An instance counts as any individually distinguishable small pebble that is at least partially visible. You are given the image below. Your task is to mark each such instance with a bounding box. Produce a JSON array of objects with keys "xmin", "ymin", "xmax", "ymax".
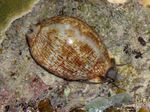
[
  {"xmin": 70, "ymin": 108, "xmax": 85, "ymax": 112},
  {"xmin": 38, "ymin": 98, "xmax": 54, "ymax": 112},
  {"xmin": 138, "ymin": 107, "xmax": 150, "ymax": 112}
]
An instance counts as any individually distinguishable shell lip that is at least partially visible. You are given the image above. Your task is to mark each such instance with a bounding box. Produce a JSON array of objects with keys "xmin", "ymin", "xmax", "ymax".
[{"xmin": 26, "ymin": 31, "xmax": 32, "ymax": 48}]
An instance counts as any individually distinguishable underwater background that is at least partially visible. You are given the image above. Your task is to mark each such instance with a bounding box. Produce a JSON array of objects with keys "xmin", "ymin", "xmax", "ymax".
[{"xmin": 0, "ymin": 0, "xmax": 150, "ymax": 111}]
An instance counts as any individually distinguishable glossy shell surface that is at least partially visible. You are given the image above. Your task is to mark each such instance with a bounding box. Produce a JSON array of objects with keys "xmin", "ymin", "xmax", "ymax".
[{"xmin": 27, "ymin": 16, "xmax": 112, "ymax": 82}]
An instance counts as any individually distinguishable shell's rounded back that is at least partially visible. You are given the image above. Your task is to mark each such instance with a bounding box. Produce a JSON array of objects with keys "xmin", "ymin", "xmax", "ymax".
[{"xmin": 27, "ymin": 16, "xmax": 112, "ymax": 82}]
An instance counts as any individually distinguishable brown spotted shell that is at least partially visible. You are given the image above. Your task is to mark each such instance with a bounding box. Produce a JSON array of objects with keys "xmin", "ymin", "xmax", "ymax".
[{"xmin": 27, "ymin": 16, "xmax": 113, "ymax": 82}]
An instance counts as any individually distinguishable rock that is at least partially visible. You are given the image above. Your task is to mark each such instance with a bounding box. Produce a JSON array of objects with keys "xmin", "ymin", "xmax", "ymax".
[{"xmin": 85, "ymin": 93, "xmax": 132, "ymax": 112}]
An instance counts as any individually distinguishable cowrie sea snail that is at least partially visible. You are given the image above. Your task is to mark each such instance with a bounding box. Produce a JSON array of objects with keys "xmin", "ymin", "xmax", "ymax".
[{"xmin": 26, "ymin": 16, "xmax": 117, "ymax": 83}]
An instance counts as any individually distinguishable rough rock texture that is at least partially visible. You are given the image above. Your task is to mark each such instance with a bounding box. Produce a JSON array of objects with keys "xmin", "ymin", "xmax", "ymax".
[{"xmin": 0, "ymin": 0, "xmax": 150, "ymax": 111}]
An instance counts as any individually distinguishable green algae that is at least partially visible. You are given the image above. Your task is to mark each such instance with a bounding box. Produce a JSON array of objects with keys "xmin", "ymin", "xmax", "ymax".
[{"xmin": 0, "ymin": 0, "xmax": 37, "ymax": 32}]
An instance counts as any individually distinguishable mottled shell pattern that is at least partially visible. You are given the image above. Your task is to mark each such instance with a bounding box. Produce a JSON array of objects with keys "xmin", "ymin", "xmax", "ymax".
[{"xmin": 27, "ymin": 16, "xmax": 113, "ymax": 82}]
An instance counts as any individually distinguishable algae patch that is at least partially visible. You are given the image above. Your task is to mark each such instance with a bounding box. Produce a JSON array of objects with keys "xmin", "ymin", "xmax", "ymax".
[{"xmin": 0, "ymin": 0, "xmax": 38, "ymax": 36}]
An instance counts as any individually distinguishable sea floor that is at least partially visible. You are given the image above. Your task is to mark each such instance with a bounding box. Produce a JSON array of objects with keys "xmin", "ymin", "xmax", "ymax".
[{"xmin": 0, "ymin": 0, "xmax": 150, "ymax": 112}]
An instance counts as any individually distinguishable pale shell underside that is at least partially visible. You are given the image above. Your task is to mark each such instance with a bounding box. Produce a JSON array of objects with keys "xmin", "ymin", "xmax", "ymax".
[{"xmin": 27, "ymin": 16, "xmax": 112, "ymax": 82}]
